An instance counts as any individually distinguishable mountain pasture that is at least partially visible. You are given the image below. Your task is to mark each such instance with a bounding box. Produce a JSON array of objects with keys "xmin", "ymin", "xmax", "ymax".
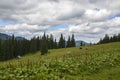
[{"xmin": 0, "ymin": 42, "xmax": 120, "ymax": 80}]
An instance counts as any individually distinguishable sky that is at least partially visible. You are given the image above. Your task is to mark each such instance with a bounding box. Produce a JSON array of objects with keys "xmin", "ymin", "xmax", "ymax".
[{"xmin": 0, "ymin": 0, "xmax": 120, "ymax": 43}]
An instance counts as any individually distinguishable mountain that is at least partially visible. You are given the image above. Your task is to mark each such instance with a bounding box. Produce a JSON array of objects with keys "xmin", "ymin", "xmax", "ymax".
[
  {"xmin": 0, "ymin": 33, "xmax": 25, "ymax": 40},
  {"xmin": 75, "ymin": 40, "xmax": 89, "ymax": 46},
  {"xmin": 0, "ymin": 33, "xmax": 11, "ymax": 40}
]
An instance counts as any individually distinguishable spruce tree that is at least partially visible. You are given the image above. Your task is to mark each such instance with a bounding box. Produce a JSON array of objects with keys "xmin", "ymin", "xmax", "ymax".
[
  {"xmin": 36, "ymin": 36, "xmax": 40, "ymax": 51},
  {"xmin": 118, "ymin": 33, "xmax": 120, "ymax": 41},
  {"xmin": 102, "ymin": 34, "xmax": 109, "ymax": 43},
  {"xmin": 49, "ymin": 34, "xmax": 54, "ymax": 49},
  {"xmin": 10, "ymin": 35, "xmax": 15, "ymax": 58},
  {"xmin": 71, "ymin": 34, "xmax": 75, "ymax": 47},
  {"xmin": 109, "ymin": 37, "xmax": 113, "ymax": 42},
  {"xmin": 63, "ymin": 37, "xmax": 66, "ymax": 48},
  {"xmin": 113, "ymin": 34, "xmax": 118, "ymax": 42},
  {"xmin": 58, "ymin": 34, "xmax": 65, "ymax": 48},
  {"xmin": 41, "ymin": 33, "xmax": 48, "ymax": 55},
  {"xmin": 0, "ymin": 39, "xmax": 2, "ymax": 61},
  {"xmin": 66, "ymin": 36, "xmax": 71, "ymax": 47},
  {"xmin": 54, "ymin": 39, "xmax": 58, "ymax": 49},
  {"xmin": 30, "ymin": 37, "xmax": 37, "ymax": 53}
]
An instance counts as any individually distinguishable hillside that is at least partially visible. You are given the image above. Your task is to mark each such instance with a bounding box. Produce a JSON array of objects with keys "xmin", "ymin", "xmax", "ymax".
[{"xmin": 0, "ymin": 42, "xmax": 120, "ymax": 80}]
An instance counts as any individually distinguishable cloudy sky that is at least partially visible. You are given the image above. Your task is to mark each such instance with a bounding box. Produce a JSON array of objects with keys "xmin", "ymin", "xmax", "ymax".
[{"xmin": 0, "ymin": 0, "xmax": 120, "ymax": 43}]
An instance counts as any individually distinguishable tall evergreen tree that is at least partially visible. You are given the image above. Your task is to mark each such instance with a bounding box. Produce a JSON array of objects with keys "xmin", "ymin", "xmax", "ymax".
[
  {"xmin": 36, "ymin": 36, "xmax": 41, "ymax": 51},
  {"xmin": 41, "ymin": 33, "xmax": 48, "ymax": 55},
  {"xmin": 102, "ymin": 34, "xmax": 110, "ymax": 43},
  {"xmin": 0, "ymin": 39, "xmax": 2, "ymax": 61},
  {"xmin": 113, "ymin": 34, "xmax": 118, "ymax": 42},
  {"xmin": 58, "ymin": 34, "xmax": 65, "ymax": 48},
  {"xmin": 3, "ymin": 39, "xmax": 11, "ymax": 60},
  {"xmin": 54, "ymin": 39, "xmax": 58, "ymax": 49},
  {"xmin": 49, "ymin": 34, "xmax": 54, "ymax": 49},
  {"xmin": 71, "ymin": 34, "xmax": 75, "ymax": 47},
  {"xmin": 118, "ymin": 33, "xmax": 120, "ymax": 41},
  {"xmin": 63, "ymin": 37, "xmax": 66, "ymax": 47},
  {"xmin": 30, "ymin": 37, "xmax": 37, "ymax": 53},
  {"xmin": 66, "ymin": 36, "xmax": 71, "ymax": 47},
  {"xmin": 10, "ymin": 35, "xmax": 15, "ymax": 58},
  {"xmin": 109, "ymin": 36, "xmax": 113, "ymax": 42}
]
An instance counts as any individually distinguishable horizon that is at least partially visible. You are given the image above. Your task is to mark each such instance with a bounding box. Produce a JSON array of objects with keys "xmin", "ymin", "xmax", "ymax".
[
  {"xmin": 0, "ymin": 0, "xmax": 120, "ymax": 43},
  {"xmin": 0, "ymin": 32, "xmax": 90, "ymax": 43}
]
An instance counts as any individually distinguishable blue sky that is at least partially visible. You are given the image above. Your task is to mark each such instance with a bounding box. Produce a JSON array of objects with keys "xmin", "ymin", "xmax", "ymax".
[
  {"xmin": 108, "ymin": 13, "xmax": 120, "ymax": 20},
  {"xmin": 0, "ymin": 19, "xmax": 13, "ymax": 26},
  {"xmin": 48, "ymin": 24, "xmax": 68, "ymax": 30}
]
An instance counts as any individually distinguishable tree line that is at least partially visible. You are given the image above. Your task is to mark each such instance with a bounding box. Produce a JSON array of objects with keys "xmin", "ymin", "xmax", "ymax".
[
  {"xmin": 98, "ymin": 33, "xmax": 120, "ymax": 44},
  {"xmin": 0, "ymin": 33, "xmax": 75, "ymax": 61}
]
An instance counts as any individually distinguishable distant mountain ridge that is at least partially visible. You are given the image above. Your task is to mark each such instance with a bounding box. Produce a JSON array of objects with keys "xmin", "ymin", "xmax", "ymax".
[
  {"xmin": 0, "ymin": 33, "xmax": 25, "ymax": 40},
  {"xmin": 75, "ymin": 40, "xmax": 89, "ymax": 46}
]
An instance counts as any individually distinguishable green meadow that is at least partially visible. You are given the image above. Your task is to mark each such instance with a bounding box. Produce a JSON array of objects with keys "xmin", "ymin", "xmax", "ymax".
[{"xmin": 0, "ymin": 42, "xmax": 120, "ymax": 80}]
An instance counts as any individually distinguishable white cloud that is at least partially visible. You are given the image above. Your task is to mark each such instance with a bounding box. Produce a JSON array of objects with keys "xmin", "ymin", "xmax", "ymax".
[
  {"xmin": 107, "ymin": 17, "xmax": 120, "ymax": 27},
  {"xmin": 84, "ymin": 9, "xmax": 111, "ymax": 21},
  {"xmin": 1, "ymin": 23, "xmax": 49, "ymax": 32},
  {"xmin": 0, "ymin": 0, "xmax": 120, "ymax": 43}
]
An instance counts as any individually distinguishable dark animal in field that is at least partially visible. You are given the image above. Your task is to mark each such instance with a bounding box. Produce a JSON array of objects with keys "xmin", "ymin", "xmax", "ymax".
[{"xmin": 79, "ymin": 47, "xmax": 82, "ymax": 49}]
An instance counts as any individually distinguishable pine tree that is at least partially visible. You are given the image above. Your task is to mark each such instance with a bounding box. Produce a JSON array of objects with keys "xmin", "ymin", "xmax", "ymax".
[
  {"xmin": 22, "ymin": 39, "xmax": 30, "ymax": 55},
  {"xmin": 58, "ymin": 34, "xmax": 65, "ymax": 48},
  {"xmin": 10, "ymin": 35, "xmax": 15, "ymax": 58},
  {"xmin": 118, "ymin": 33, "xmax": 120, "ymax": 41},
  {"xmin": 54, "ymin": 39, "xmax": 58, "ymax": 49},
  {"xmin": 49, "ymin": 34, "xmax": 54, "ymax": 49},
  {"xmin": 113, "ymin": 34, "xmax": 118, "ymax": 42},
  {"xmin": 102, "ymin": 34, "xmax": 109, "ymax": 43},
  {"xmin": 30, "ymin": 37, "xmax": 37, "ymax": 53},
  {"xmin": 41, "ymin": 33, "xmax": 48, "ymax": 55},
  {"xmin": 0, "ymin": 39, "xmax": 2, "ymax": 61},
  {"xmin": 109, "ymin": 36, "xmax": 113, "ymax": 42},
  {"xmin": 36, "ymin": 36, "xmax": 40, "ymax": 51},
  {"xmin": 46, "ymin": 35, "xmax": 50, "ymax": 49},
  {"xmin": 63, "ymin": 37, "xmax": 66, "ymax": 48},
  {"xmin": 66, "ymin": 36, "xmax": 71, "ymax": 47},
  {"xmin": 71, "ymin": 34, "xmax": 75, "ymax": 47},
  {"xmin": 3, "ymin": 39, "xmax": 11, "ymax": 60}
]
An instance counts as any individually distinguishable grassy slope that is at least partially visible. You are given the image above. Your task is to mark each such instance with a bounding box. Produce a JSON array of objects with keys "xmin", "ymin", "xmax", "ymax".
[{"xmin": 0, "ymin": 42, "xmax": 120, "ymax": 80}]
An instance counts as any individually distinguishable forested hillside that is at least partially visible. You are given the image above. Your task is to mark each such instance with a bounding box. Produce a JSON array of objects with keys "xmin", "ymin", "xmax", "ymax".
[{"xmin": 0, "ymin": 33, "xmax": 76, "ymax": 61}]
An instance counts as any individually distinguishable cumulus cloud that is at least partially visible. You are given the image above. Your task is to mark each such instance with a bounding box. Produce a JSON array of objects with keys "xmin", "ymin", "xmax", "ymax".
[
  {"xmin": 0, "ymin": 23, "xmax": 49, "ymax": 32},
  {"xmin": 0, "ymin": 0, "xmax": 120, "ymax": 42},
  {"xmin": 84, "ymin": 9, "xmax": 111, "ymax": 21}
]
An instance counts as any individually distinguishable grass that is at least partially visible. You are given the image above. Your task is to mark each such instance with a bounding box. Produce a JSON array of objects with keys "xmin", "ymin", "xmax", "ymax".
[{"xmin": 0, "ymin": 42, "xmax": 120, "ymax": 80}]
